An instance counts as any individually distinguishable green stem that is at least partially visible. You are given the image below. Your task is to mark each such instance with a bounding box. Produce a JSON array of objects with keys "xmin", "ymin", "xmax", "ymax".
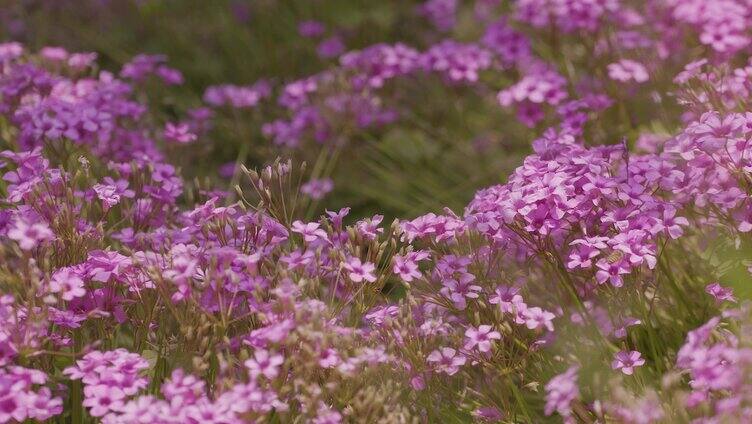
[{"xmin": 71, "ymin": 331, "xmax": 84, "ymax": 424}]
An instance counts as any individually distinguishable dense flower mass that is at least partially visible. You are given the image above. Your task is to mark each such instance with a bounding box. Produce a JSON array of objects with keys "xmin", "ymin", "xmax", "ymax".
[{"xmin": 3, "ymin": 0, "xmax": 752, "ymax": 422}]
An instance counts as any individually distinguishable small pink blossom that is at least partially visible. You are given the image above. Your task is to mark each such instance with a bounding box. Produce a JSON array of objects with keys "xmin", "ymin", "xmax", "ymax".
[
  {"xmin": 82, "ymin": 385, "xmax": 125, "ymax": 417},
  {"xmin": 607, "ymin": 59, "xmax": 649, "ymax": 83},
  {"xmin": 301, "ymin": 178, "xmax": 334, "ymax": 200},
  {"xmin": 612, "ymin": 350, "xmax": 645, "ymax": 375},
  {"xmin": 521, "ymin": 307, "xmax": 555, "ymax": 332},
  {"xmin": 291, "ymin": 221, "xmax": 328, "ymax": 243},
  {"xmin": 464, "ymin": 325, "xmax": 502, "ymax": 353},
  {"xmin": 392, "ymin": 251, "xmax": 429, "ymax": 282},
  {"xmin": 92, "ymin": 184, "xmax": 121, "ymax": 210},
  {"xmin": 427, "ymin": 347, "xmax": 466, "ymax": 375},
  {"xmin": 343, "ymin": 257, "xmax": 377, "ymax": 283},
  {"xmin": 49, "ymin": 268, "xmax": 86, "ymax": 301},
  {"xmin": 8, "ymin": 219, "xmax": 54, "ymax": 250},
  {"xmin": 705, "ymin": 282, "xmax": 736, "ymax": 304},
  {"xmin": 245, "ymin": 349, "xmax": 285, "ymax": 380},
  {"xmin": 163, "ymin": 122, "xmax": 197, "ymax": 144}
]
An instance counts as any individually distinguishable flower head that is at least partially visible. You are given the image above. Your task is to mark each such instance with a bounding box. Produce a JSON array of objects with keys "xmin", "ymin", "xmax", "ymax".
[
  {"xmin": 343, "ymin": 257, "xmax": 377, "ymax": 283},
  {"xmin": 464, "ymin": 325, "xmax": 502, "ymax": 353},
  {"xmin": 427, "ymin": 347, "xmax": 466, "ymax": 375},
  {"xmin": 8, "ymin": 219, "xmax": 54, "ymax": 250},
  {"xmin": 612, "ymin": 350, "xmax": 646, "ymax": 375}
]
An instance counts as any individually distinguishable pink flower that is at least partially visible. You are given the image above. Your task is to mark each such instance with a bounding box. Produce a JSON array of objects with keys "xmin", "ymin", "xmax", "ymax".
[
  {"xmin": 521, "ymin": 307, "xmax": 555, "ymax": 332},
  {"xmin": 545, "ymin": 366, "xmax": 579, "ymax": 418},
  {"xmin": 595, "ymin": 259, "xmax": 630, "ymax": 287},
  {"xmin": 8, "ymin": 219, "xmax": 54, "ymax": 250},
  {"xmin": 489, "ymin": 285, "xmax": 524, "ymax": 314},
  {"xmin": 427, "ymin": 347, "xmax": 466, "ymax": 375},
  {"xmin": 291, "ymin": 221, "xmax": 328, "ymax": 243},
  {"xmin": 298, "ymin": 20, "xmax": 325, "ymax": 38},
  {"xmin": 92, "ymin": 184, "xmax": 121, "ymax": 210},
  {"xmin": 204, "ymin": 82, "xmax": 271, "ymax": 108},
  {"xmin": 612, "ymin": 350, "xmax": 645, "ymax": 375},
  {"xmin": 40, "ymin": 46, "xmax": 68, "ymax": 62},
  {"xmin": 301, "ymin": 178, "xmax": 334, "ymax": 200},
  {"xmin": 687, "ymin": 112, "xmax": 744, "ymax": 153},
  {"xmin": 82, "ymin": 384, "xmax": 125, "ymax": 417},
  {"xmin": 319, "ymin": 349, "xmax": 340, "ymax": 368},
  {"xmin": 410, "ymin": 375, "xmax": 426, "ymax": 391},
  {"xmin": 49, "ymin": 268, "xmax": 86, "ymax": 301},
  {"xmin": 245, "ymin": 349, "xmax": 284, "ymax": 380},
  {"xmin": 343, "ymin": 257, "xmax": 377, "ymax": 283},
  {"xmin": 67, "ymin": 52, "xmax": 97, "ymax": 69},
  {"xmin": 163, "ymin": 122, "xmax": 197, "ymax": 144},
  {"xmin": 0, "ymin": 392, "xmax": 25, "ymax": 423},
  {"xmin": 317, "ymin": 36, "xmax": 345, "ymax": 59},
  {"xmin": 705, "ymin": 282, "xmax": 736, "ymax": 304},
  {"xmin": 472, "ymin": 406, "xmax": 503, "ymax": 422},
  {"xmin": 280, "ymin": 249, "xmax": 315, "ymax": 270},
  {"xmin": 607, "ymin": 60, "xmax": 649, "ymax": 83},
  {"xmin": 464, "ymin": 325, "xmax": 502, "ymax": 353},
  {"xmin": 441, "ymin": 272, "xmax": 482, "ymax": 310},
  {"xmin": 313, "ymin": 404, "xmax": 343, "ymax": 424},
  {"xmin": 418, "ymin": 0, "xmax": 458, "ymax": 32},
  {"xmin": 0, "ymin": 42, "xmax": 23, "ymax": 62},
  {"xmin": 392, "ymin": 252, "xmax": 429, "ymax": 282}
]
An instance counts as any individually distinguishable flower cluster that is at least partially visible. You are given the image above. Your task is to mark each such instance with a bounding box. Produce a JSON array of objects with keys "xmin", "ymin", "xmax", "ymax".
[{"xmin": 5, "ymin": 0, "xmax": 752, "ymax": 422}]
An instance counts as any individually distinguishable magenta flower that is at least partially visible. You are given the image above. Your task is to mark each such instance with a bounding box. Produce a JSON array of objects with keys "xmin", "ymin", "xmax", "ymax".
[
  {"xmin": 427, "ymin": 347, "xmax": 466, "ymax": 375},
  {"xmin": 595, "ymin": 259, "xmax": 631, "ymax": 287},
  {"xmin": 0, "ymin": 367, "xmax": 62, "ymax": 422},
  {"xmin": 545, "ymin": 366, "xmax": 579, "ymax": 419},
  {"xmin": 67, "ymin": 52, "xmax": 97, "ymax": 69},
  {"xmin": 464, "ymin": 325, "xmax": 502, "ymax": 353},
  {"xmin": 245, "ymin": 349, "xmax": 285, "ymax": 380},
  {"xmin": 317, "ymin": 36, "xmax": 345, "ymax": 59},
  {"xmin": 421, "ymin": 41, "xmax": 491, "ymax": 83},
  {"xmin": 472, "ymin": 406, "xmax": 503, "ymax": 422},
  {"xmin": 687, "ymin": 111, "xmax": 744, "ymax": 153},
  {"xmin": 92, "ymin": 183, "xmax": 121, "ymax": 210},
  {"xmin": 521, "ymin": 307, "xmax": 555, "ymax": 332},
  {"xmin": 498, "ymin": 70, "xmax": 568, "ymax": 107},
  {"xmin": 0, "ymin": 41, "xmax": 23, "ymax": 62},
  {"xmin": 319, "ymin": 349, "xmax": 341, "ymax": 368},
  {"xmin": 204, "ymin": 82, "xmax": 271, "ymax": 108},
  {"xmin": 607, "ymin": 59, "xmax": 649, "ymax": 83},
  {"xmin": 705, "ymin": 283, "xmax": 736, "ymax": 304},
  {"xmin": 8, "ymin": 219, "xmax": 54, "ymax": 250},
  {"xmin": 161, "ymin": 369, "xmax": 205, "ymax": 404},
  {"xmin": 489, "ymin": 285, "xmax": 524, "ymax": 314},
  {"xmin": 298, "ymin": 20, "xmax": 325, "ymax": 38},
  {"xmin": 612, "ymin": 350, "xmax": 646, "ymax": 375},
  {"xmin": 40, "ymin": 46, "xmax": 68, "ymax": 62},
  {"xmin": 657, "ymin": 208, "xmax": 689, "ymax": 239},
  {"xmin": 566, "ymin": 245, "xmax": 600, "ymax": 269},
  {"xmin": 49, "ymin": 268, "xmax": 86, "ymax": 301},
  {"xmin": 364, "ymin": 305, "xmax": 399, "ymax": 326},
  {"xmin": 163, "ymin": 122, "xmax": 197, "ymax": 144},
  {"xmin": 82, "ymin": 385, "xmax": 126, "ymax": 417},
  {"xmin": 313, "ymin": 404, "xmax": 343, "ymax": 424},
  {"xmin": 482, "ymin": 18, "xmax": 530, "ymax": 66},
  {"xmin": 343, "ymin": 257, "xmax": 377, "ymax": 283},
  {"xmin": 441, "ymin": 272, "xmax": 482, "ymax": 310},
  {"xmin": 280, "ymin": 249, "xmax": 315, "ymax": 270},
  {"xmin": 418, "ymin": 0, "xmax": 458, "ymax": 32},
  {"xmin": 291, "ymin": 220, "xmax": 328, "ymax": 243},
  {"xmin": 300, "ymin": 178, "xmax": 334, "ymax": 200},
  {"xmin": 392, "ymin": 252, "xmax": 429, "ymax": 282}
]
